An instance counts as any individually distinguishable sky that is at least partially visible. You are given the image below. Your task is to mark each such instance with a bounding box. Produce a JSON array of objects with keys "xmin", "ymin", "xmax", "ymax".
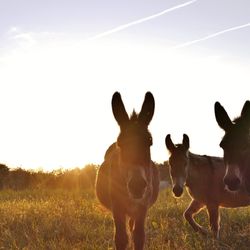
[{"xmin": 0, "ymin": 0, "xmax": 250, "ymax": 171}]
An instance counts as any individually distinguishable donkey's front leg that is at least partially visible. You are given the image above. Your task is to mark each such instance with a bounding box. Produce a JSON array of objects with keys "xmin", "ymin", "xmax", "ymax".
[
  {"xmin": 207, "ymin": 205, "xmax": 220, "ymax": 239},
  {"xmin": 184, "ymin": 200, "xmax": 206, "ymax": 234},
  {"xmin": 133, "ymin": 213, "xmax": 146, "ymax": 250},
  {"xmin": 113, "ymin": 210, "xmax": 128, "ymax": 250}
]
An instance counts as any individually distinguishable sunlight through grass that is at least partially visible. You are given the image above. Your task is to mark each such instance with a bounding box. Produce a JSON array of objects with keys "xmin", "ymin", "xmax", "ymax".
[{"xmin": 0, "ymin": 189, "xmax": 249, "ymax": 249}]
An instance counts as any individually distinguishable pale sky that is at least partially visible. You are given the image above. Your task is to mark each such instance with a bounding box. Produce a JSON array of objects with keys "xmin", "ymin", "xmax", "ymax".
[{"xmin": 0, "ymin": 0, "xmax": 250, "ymax": 171}]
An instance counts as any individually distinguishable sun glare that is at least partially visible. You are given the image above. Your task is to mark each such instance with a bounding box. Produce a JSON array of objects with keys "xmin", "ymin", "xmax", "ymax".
[{"xmin": 0, "ymin": 36, "xmax": 250, "ymax": 171}]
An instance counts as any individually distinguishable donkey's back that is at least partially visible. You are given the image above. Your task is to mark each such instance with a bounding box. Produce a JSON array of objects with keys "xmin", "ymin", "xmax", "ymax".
[{"xmin": 187, "ymin": 153, "xmax": 250, "ymax": 207}]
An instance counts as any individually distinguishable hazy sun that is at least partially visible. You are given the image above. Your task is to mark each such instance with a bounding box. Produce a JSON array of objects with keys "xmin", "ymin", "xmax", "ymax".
[{"xmin": 0, "ymin": 36, "xmax": 250, "ymax": 171}]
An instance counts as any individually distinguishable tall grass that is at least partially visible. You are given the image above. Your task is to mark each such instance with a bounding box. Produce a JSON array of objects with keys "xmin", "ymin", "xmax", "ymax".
[{"xmin": 0, "ymin": 188, "xmax": 249, "ymax": 249}]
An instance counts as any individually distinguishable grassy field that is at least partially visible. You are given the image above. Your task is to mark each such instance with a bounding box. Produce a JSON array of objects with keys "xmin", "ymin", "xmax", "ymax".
[{"xmin": 0, "ymin": 188, "xmax": 249, "ymax": 250}]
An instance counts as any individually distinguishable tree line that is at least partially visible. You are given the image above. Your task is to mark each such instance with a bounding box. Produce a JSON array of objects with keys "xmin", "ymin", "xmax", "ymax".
[{"xmin": 0, "ymin": 162, "xmax": 170, "ymax": 191}]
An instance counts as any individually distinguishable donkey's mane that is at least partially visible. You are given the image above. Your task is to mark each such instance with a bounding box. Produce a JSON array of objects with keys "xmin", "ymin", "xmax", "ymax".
[
  {"xmin": 128, "ymin": 110, "xmax": 151, "ymax": 134},
  {"xmin": 175, "ymin": 144, "xmax": 187, "ymax": 150},
  {"xmin": 130, "ymin": 110, "xmax": 139, "ymax": 121},
  {"xmin": 174, "ymin": 144, "xmax": 221, "ymax": 166},
  {"xmin": 233, "ymin": 116, "xmax": 250, "ymax": 131},
  {"xmin": 233, "ymin": 116, "xmax": 246, "ymax": 125},
  {"xmin": 117, "ymin": 109, "xmax": 152, "ymax": 144},
  {"xmin": 233, "ymin": 116, "xmax": 241, "ymax": 123},
  {"xmin": 188, "ymin": 152, "xmax": 223, "ymax": 171}
]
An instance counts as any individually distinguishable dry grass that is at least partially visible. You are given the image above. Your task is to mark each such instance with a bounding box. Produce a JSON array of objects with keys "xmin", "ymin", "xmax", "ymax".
[{"xmin": 0, "ymin": 189, "xmax": 249, "ymax": 249}]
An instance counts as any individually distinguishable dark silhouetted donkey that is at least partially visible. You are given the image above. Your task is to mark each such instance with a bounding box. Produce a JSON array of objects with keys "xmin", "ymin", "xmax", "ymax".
[
  {"xmin": 96, "ymin": 92, "xmax": 159, "ymax": 250},
  {"xmin": 215, "ymin": 101, "xmax": 250, "ymax": 194},
  {"xmin": 166, "ymin": 134, "xmax": 250, "ymax": 238}
]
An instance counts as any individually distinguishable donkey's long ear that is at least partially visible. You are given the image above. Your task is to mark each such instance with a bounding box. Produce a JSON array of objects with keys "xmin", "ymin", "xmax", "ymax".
[
  {"xmin": 138, "ymin": 92, "xmax": 155, "ymax": 125},
  {"xmin": 183, "ymin": 134, "xmax": 190, "ymax": 150},
  {"xmin": 241, "ymin": 100, "xmax": 250, "ymax": 126},
  {"xmin": 165, "ymin": 134, "xmax": 175, "ymax": 152},
  {"xmin": 112, "ymin": 92, "xmax": 129, "ymax": 128},
  {"xmin": 214, "ymin": 102, "xmax": 233, "ymax": 132}
]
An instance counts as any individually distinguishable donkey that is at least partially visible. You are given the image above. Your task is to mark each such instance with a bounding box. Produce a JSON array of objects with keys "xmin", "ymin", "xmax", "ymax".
[
  {"xmin": 215, "ymin": 101, "xmax": 250, "ymax": 193},
  {"xmin": 96, "ymin": 92, "xmax": 159, "ymax": 250},
  {"xmin": 165, "ymin": 134, "xmax": 250, "ymax": 238}
]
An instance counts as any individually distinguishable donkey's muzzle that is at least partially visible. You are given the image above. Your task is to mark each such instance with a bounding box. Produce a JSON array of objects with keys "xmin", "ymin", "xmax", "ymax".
[
  {"xmin": 128, "ymin": 175, "xmax": 147, "ymax": 199},
  {"xmin": 173, "ymin": 185, "xmax": 183, "ymax": 197},
  {"xmin": 224, "ymin": 176, "xmax": 240, "ymax": 191}
]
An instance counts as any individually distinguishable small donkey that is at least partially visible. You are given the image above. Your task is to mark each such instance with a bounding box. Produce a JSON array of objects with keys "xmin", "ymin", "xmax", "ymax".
[{"xmin": 165, "ymin": 134, "xmax": 250, "ymax": 238}]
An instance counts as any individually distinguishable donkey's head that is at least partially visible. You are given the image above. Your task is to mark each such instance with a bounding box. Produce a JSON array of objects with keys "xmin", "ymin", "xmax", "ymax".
[
  {"xmin": 112, "ymin": 92, "xmax": 155, "ymax": 199},
  {"xmin": 215, "ymin": 101, "xmax": 250, "ymax": 192},
  {"xmin": 165, "ymin": 134, "xmax": 190, "ymax": 197}
]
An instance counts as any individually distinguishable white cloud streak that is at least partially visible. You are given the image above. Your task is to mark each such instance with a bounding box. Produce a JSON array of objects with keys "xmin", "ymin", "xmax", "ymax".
[
  {"xmin": 88, "ymin": 0, "xmax": 198, "ymax": 40},
  {"xmin": 171, "ymin": 22, "xmax": 250, "ymax": 49},
  {"xmin": 13, "ymin": 32, "xmax": 37, "ymax": 47}
]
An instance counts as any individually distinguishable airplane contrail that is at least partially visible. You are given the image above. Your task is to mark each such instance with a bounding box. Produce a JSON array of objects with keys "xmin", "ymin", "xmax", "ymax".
[
  {"xmin": 88, "ymin": 0, "xmax": 197, "ymax": 40},
  {"xmin": 170, "ymin": 22, "xmax": 250, "ymax": 49}
]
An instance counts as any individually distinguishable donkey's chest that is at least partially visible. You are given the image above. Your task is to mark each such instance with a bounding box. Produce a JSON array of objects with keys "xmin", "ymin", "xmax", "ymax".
[
  {"xmin": 125, "ymin": 196, "xmax": 150, "ymax": 218},
  {"xmin": 186, "ymin": 181, "xmax": 211, "ymax": 203},
  {"xmin": 111, "ymin": 187, "xmax": 151, "ymax": 218}
]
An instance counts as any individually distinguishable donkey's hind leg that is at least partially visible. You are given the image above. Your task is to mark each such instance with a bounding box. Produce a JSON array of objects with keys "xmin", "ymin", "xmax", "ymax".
[{"xmin": 184, "ymin": 199, "xmax": 207, "ymax": 235}]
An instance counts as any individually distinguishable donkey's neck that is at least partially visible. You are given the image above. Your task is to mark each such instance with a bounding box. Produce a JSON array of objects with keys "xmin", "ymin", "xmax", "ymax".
[
  {"xmin": 188, "ymin": 152, "xmax": 213, "ymax": 165},
  {"xmin": 186, "ymin": 151, "xmax": 213, "ymax": 187}
]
